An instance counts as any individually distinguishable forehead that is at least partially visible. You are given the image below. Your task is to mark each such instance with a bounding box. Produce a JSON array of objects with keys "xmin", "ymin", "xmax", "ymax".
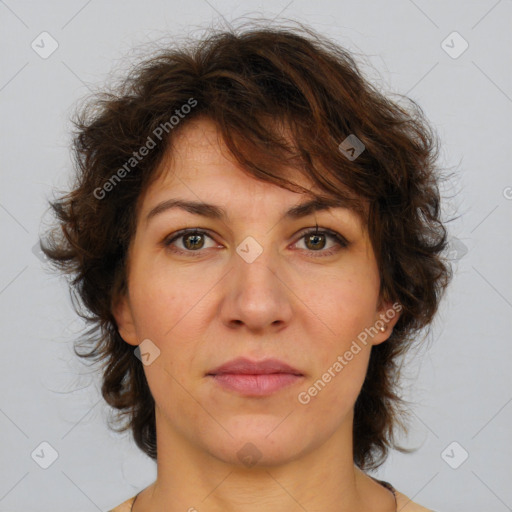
[
  {"xmin": 140, "ymin": 118, "xmax": 308, "ymax": 205},
  {"xmin": 139, "ymin": 117, "xmax": 367, "ymax": 223},
  {"xmin": 158, "ymin": 117, "xmax": 311, "ymax": 186}
]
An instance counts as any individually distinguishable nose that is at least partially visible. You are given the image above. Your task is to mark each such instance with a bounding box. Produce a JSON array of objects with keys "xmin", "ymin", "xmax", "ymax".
[{"xmin": 218, "ymin": 240, "xmax": 294, "ymax": 333}]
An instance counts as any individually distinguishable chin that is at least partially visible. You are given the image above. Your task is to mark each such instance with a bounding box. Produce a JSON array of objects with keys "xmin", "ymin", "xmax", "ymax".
[
  {"xmin": 201, "ymin": 418, "xmax": 311, "ymax": 468},
  {"xmin": 211, "ymin": 441, "xmax": 303, "ymax": 469}
]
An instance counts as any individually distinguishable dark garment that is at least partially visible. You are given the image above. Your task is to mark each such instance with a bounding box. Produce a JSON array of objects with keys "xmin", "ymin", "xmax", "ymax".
[{"xmin": 370, "ymin": 476, "xmax": 398, "ymax": 511}]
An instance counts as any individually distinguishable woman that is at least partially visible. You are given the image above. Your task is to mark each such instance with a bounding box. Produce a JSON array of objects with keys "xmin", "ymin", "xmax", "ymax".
[{"xmin": 42, "ymin": 21, "xmax": 451, "ymax": 512}]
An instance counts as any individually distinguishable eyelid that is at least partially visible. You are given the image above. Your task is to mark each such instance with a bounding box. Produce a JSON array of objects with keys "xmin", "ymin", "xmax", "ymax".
[
  {"xmin": 294, "ymin": 227, "xmax": 349, "ymax": 255},
  {"xmin": 296, "ymin": 226, "xmax": 349, "ymax": 245},
  {"xmin": 162, "ymin": 228, "xmax": 219, "ymax": 251},
  {"xmin": 162, "ymin": 226, "xmax": 348, "ymax": 255}
]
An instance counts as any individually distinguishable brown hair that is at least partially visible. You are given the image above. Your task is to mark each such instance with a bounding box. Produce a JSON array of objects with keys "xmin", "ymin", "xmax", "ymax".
[{"xmin": 42, "ymin": 20, "xmax": 453, "ymax": 471}]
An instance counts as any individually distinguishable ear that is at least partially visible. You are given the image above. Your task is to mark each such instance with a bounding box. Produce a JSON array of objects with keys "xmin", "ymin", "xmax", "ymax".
[
  {"xmin": 370, "ymin": 299, "xmax": 402, "ymax": 346},
  {"xmin": 112, "ymin": 292, "xmax": 139, "ymax": 346}
]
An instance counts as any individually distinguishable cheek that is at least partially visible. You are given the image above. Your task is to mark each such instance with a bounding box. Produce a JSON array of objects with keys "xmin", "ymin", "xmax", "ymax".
[
  {"xmin": 128, "ymin": 258, "xmax": 212, "ymax": 339},
  {"xmin": 297, "ymin": 336, "xmax": 372, "ymax": 427},
  {"xmin": 127, "ymin": 259, "xmax": 219, "ymax": 390},
  {"xmin": 302, "ymin": 270, "xmax": 380, "ymax": 342},
  {"xmin": 297, "ymin": 263, "xmax": 378, "ymax": 394}
]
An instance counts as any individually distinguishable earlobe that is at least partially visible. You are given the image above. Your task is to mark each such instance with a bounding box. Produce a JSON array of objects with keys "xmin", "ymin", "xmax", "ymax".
[
  {"xmin": 112, "ymin": 293, "xmax": 139, "ymax": 346},
  {"xmin": 372, "ymin": 300, "xmax": 402, "ymax": 346}
]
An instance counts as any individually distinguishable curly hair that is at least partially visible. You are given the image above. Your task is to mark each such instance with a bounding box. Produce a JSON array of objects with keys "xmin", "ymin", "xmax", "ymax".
[{"xmin": 42, "ymin": 20, "xmax": 453, "ymax": 471}]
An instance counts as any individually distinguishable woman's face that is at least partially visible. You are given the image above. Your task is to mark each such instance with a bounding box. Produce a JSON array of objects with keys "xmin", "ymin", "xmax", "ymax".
[{"xmin": 115, "ymin": 117, "xmax": 398, "ymax": 467}]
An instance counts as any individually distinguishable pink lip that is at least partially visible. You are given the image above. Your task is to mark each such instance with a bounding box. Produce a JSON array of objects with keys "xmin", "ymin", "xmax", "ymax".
[
  {"xmin": 206, "ymin": 357, "xmax": 304, "ymax": 396},
  {"xmin": 207, "ymin": 357, "xmax": 303, "ymax": 376}
]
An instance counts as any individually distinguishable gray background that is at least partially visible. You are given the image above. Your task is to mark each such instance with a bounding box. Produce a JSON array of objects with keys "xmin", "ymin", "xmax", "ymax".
[{"xmin": 1, "ymin": 1, "xmax": 511, "ymax": 511}]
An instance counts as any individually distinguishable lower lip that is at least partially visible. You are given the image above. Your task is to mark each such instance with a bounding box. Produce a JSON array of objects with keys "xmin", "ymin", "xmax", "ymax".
[{"xmin": 208, "ymin": 373, "xmax": 303, "ymax": 396}]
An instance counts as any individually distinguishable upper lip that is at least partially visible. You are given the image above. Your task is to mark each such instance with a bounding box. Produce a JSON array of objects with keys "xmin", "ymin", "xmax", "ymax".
[{"xmin": 207, "ymin": 357, "xmax": 303, "ymax": 376}]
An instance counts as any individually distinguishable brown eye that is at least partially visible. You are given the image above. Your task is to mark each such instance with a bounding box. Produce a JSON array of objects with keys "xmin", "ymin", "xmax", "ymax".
[
  {"xmin": 305, "ymin": 232, "xmax": 327, "ymax": 250},
  {"xmin": 183, "ymin": 232, "xmax": 205, "ymax": 250},
  {"xmin": 294, "ymin": 228, "xmax": 348, "ymax": 256},
  {"xmin": 164, "ymin": 229, "xmax": 217, "ymax": 255}
]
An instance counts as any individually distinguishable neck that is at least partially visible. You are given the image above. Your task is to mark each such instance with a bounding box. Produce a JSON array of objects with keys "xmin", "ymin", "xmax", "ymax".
[{"xmin": 133, "ymin": 407, "xmax": 395, "ymax": 512}]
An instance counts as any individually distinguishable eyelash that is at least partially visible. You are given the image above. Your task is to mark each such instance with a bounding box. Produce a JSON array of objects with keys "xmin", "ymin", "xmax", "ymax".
[{"xmin": 162, "ymin": 227, "xmax": 348, "ymax": 258}]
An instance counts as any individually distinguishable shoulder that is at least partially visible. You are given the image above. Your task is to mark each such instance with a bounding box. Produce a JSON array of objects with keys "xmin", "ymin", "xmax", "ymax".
[
  {"xmin": 108, "ymin": 495, "xmax": 137, "ymax": 512},
  {"xmin": 107, "ymin": 489, "xmax": 435, "ymax": 512},
  {"xmin": 395, "ymin": 489, "xmax": 435, "ymax": 511}
]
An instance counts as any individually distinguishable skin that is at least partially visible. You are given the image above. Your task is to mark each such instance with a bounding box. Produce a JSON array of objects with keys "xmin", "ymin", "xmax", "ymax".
[{"xmin": 114, "ymin": 117, "xmax": 403, "ymax": 512}]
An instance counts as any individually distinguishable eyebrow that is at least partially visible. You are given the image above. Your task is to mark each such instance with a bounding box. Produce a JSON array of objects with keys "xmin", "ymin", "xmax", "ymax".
[{"xmin": 145, "ymin": 196, "xmax": 353, "ymax": 224}]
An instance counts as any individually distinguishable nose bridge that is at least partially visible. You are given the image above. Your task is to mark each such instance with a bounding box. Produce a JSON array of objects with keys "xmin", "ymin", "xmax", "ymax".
[
  {"xmin": 221, "ymin": 233, "xmax": 293, "ymax": 329},
  {"xmin": 233, "ymin": 232, "xmax": 282, "ymax": 293}
]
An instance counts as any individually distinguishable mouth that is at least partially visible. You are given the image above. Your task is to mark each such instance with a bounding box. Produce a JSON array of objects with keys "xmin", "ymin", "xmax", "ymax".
[
  {"xmin": 206, "ymin": 357, "xmax": 304, "ymax": 396},
  {"xmin": 207, "ymin": 373, "xmax": 304, "ymax": 396}
]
